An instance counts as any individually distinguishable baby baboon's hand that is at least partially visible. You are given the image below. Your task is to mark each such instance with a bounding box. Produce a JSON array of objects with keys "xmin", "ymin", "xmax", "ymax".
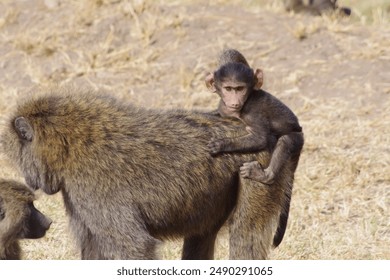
[{"xmin": 207, "ymin": 138, "xmax": 226, "ymax": 155}]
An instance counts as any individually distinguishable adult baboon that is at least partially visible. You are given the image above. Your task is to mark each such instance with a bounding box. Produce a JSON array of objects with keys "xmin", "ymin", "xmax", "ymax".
[
  {"xmin": 0, "ymin": 179, "xmax": 52, "ymax": 260},
  {"xmin": 1, "ymin": 86, "xmax": 294, "ymax": 259}
]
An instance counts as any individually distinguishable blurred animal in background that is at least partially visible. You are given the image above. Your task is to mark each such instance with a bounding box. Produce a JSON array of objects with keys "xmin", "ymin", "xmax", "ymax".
[{"xmin": 283, "ymin": 0, "xmax": 351, "ymax": 16}]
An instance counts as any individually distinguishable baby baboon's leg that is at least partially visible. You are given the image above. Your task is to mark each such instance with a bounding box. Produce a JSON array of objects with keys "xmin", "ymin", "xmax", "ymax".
[
  {"xmin": 240, "ymin": 132, "xmax": 303, "ymax": 184},
  {"xmin": 265, "ymin": 132, "xmax": 303, "ymax": 178}
]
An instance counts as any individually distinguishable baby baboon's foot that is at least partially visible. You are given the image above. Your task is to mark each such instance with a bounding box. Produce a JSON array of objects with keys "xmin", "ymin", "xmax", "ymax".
[
  {"xmin": 240, "ymin": 161, "xmax": 264, "ymax": 180},
  {"xmin": 240, "ymin": 161, "xmax": 274, "ymax": 185}
]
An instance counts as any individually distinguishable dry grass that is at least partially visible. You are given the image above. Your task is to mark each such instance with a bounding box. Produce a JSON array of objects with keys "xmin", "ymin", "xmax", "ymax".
[{"xmin": 0, "ymin": 0, "xmax": 389, "ymax": 260}]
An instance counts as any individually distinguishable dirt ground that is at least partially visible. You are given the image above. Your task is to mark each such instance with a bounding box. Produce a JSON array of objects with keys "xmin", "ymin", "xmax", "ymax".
[{"xmin": 0, "ymin": 0, "xmax": 389, "ymax": 259}]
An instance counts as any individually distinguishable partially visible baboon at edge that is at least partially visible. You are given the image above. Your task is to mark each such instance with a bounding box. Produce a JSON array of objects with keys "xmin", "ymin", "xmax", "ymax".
[
  {"xmin": 1, "ymin": 87, "xmax": 294, "ymax": 259},
  {"xmin": 0, "ymin": 179, "xmax": 52, "ymax": 260},
  {"xmin": 284, "ymin": 0, "xmax": 351, "ymax": 16}
]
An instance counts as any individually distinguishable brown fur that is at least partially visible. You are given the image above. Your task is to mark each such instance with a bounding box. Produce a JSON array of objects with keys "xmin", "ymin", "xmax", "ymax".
[
  {"xmin": 0, "ymin": 179, "xmax": 51, "ymax": 260},
  {"xmin": 0, "ymin": 86, "xmax": 293, "ymax": 259}
]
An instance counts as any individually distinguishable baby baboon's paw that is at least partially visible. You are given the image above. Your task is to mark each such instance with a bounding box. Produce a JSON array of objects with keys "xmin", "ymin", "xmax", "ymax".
[
  {"xmin": 240, "ymin": 161, "xmax": 274, "ymax": 185},
  {"xmin": 207, "ymin": 138, "xmax": 225, "ymax": 155}
]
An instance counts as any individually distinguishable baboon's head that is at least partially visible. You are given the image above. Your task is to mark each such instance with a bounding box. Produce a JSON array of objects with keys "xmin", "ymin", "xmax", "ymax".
[
  {"xmin": 1, "ymin": 90, "xmax": 121, "ymax": 195},
  {"xmin": 0, "ymin": 95, "xmax": 70, "ymax": 195},
  {"xmin": 0, "ymin": 180, "xmax": 52, "ymax": 242}
]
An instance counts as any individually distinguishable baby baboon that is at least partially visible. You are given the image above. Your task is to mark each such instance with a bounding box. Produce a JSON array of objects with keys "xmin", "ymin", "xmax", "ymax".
[
  {"xmin": 0, "ymin": 179, "xmax": 52, "ymax": 260},
  {"xmin": 1, "ymin": 86, "xmax": 294, "ymax": 259},
  {"xmin": 205, "ymin": 49, "xmax": 304, "ymax": 248},
  {"xmin": 284, "ymin": 0, "xmax": 351, "ymax": 16},
  {"xmin": 206, "ymin": 49, "xmax": 303, "ymax": 185}
]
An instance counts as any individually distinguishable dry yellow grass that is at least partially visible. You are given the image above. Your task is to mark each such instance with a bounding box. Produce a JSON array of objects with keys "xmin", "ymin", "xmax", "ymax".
[{"xmin": 0, "ymin": 0, "xmax": 389, "ymax": 259}]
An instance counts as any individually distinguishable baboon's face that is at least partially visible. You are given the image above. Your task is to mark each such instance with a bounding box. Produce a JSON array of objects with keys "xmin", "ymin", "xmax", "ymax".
[
  {"xmin": 218, "ymin": 80, "xmax": 250, "ymax": 112},
  {"xmin": 1, "ymin": 116, "xmax": 65, "ymax": 195},
  {"xmin": 0, "ymin": 195, "xmax": 52, "ymax": 240}
]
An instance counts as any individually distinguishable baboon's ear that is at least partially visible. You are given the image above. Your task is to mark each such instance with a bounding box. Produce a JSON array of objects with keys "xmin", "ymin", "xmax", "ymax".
[
  {"xmin": 205, "ymin": 72, "xmax": 217, "ymax": 93},
  {"xmin": 14, "ymin": 117, "xmax": 34, "ymax": 142},
  {"xmin": 253, "ymin": 68, "xmax": 264, "ymax": 90},
  {"xmin": 0, "ymin": 197, "xmax": 5, "ymax": 221}
]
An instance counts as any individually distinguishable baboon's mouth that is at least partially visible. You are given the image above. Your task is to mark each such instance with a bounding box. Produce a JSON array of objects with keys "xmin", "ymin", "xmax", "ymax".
[{"xmin": 227, "ymin": 106, "xmax": 241, "ymax": 112}]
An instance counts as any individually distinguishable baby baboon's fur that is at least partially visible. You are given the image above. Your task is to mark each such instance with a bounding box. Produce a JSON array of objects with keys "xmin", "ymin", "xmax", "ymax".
[
  {"xmin": 217, "ymin": 49, "xmax": 250, "ymax": 67},
  {"xmin": 0, "ymin": 179, "xmax": 52, "ymax": 260},
  {"xmin": 1, "ymin": 87, "xmax": 293, "ymax": 259}
]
